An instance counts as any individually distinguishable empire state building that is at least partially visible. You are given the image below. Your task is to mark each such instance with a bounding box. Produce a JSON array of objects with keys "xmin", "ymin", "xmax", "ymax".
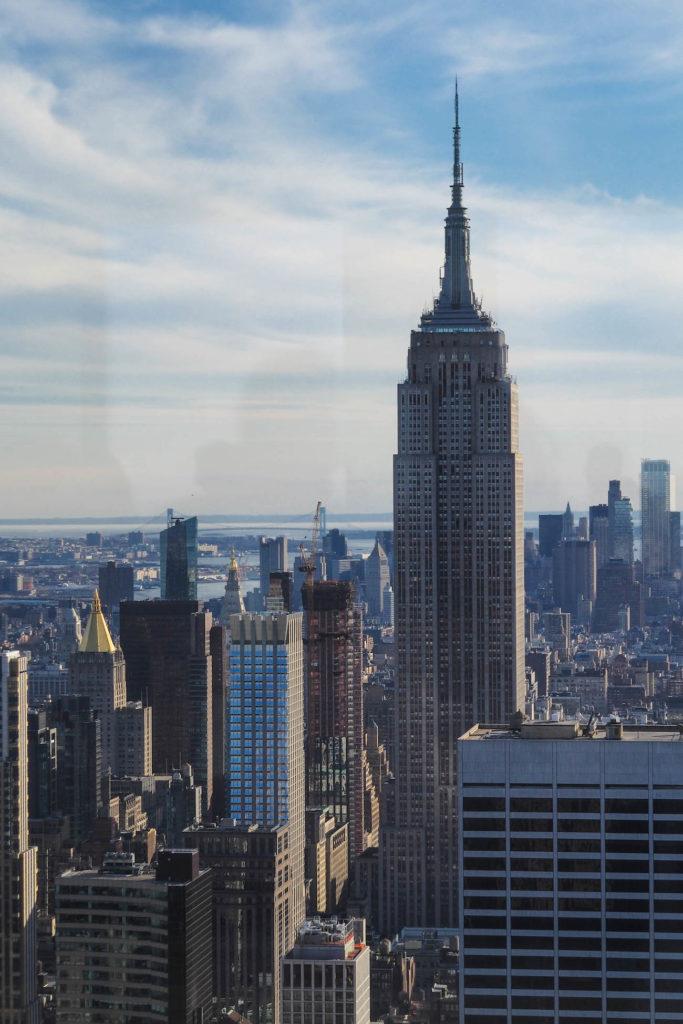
[{"xmin": 379, "ymin": 90, "xmax": 524, "ymax": 931}]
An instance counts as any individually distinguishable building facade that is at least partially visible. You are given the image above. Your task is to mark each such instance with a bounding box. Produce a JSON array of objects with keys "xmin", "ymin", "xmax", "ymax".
[
  {"xmin": 303, "ymin": 581, "xmax": 366, "ymax": 860},
  {"xmin": 55, "ymin": 849, "xmax": 213, "ymax": 1024},
  {"xmin": 0, "ymin": 651, "xmax": 39, "ymax": 1024},
  {"xmin": 68, "ymin": 590, "xmax": 126, "ymax": 773},
  {"xmin": 458, "ymin": 719, "xmax": 683, "ymax": 1024},
  {"xmin": 160, "ymin": 512, "xmax": 198, "ymax": 601},
  {"xmin": 380, "ymin": 91, "xmax": 524, "ymax": 932},
  {"xmin": 281, "ymin": 918, "xmax": 370, "ymax": 1024},
  {"xmin": 121, "ymin": 600, "xmax": 217, "ymax": 815},
  {"xmin": 641, "ymin": 459, "xmax": 671, "ymax": 578},
  {"xmin": 184, "ymin": 821, "xmax": 304, "ymax": 1024}
]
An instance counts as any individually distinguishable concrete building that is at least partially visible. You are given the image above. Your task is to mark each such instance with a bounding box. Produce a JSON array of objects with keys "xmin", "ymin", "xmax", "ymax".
[
  {"xmin": 68, "ymin": 590, "xmax": 125, "ymax": 773},
  {"xmin": 305, "ymin": 807, "xmax": 349, "ymax": 915},
  {"xmin": 641, "ymin": 459, "xmax": 671, "ymax": 578},
  {"xmin": 121, "ymin": 600, "xmax": 219, "ymax": 816},
  {"xmin": 160, "ymin": 511, "xmax": 198, "ymax": 601},
  {"xmin": 303, "ymin": 581, "xmax": 365, "ymax": 860},
  {"xmin": 51, "ymin": 694, "xmax": 102, "ymax": 845},
  {"xmin": 55, "ymin": 849, "xmax": 212, "ymax": 1024},
  {"xmin": 114, "ymin": 701, "xmax": 152, "ymax": 776},
  {"xmin": 457, "ymin": 718, "xmax": 683, "ymax": 1024},
  {"xmin": 184, "ymin": 820, "xmax": 304, "ymax": 1024},
  {"xmin": 0, "ymin": 652, "xmax": 39, "ymax": 1024},
  {"xmin": 670, "ymin": 510, "xmax": 681, "ymax": 573},
  {"xmin": 281, "ymin": 918, "xmax": 370, "ymax": 1024},
  {"xmin": 380, "ymin": 88, "xmax": 524, "ymax": 933}
]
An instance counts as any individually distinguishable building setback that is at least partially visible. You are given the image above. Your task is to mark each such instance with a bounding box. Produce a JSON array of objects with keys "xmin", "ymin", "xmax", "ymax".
[
  {"xmin": 380, "ymin": 89, "xmax": 524, "ymax": 932},
  {"xmin": 55, "ymin": 848, "xmax": 213, "ymax": 1024},
  {"xmin": 0, "ymin": 652, "xmax": 39, "ymax": 1024},
  {"xmin": 457, "ymin": 719, "xmax": 683, "ymax": 1024}
]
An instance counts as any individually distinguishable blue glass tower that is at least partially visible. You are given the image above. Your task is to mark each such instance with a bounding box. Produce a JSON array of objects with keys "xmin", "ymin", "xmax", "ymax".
[{"xmin": 226, "ymin": 613, "xmax": 303, "ymax": 830}]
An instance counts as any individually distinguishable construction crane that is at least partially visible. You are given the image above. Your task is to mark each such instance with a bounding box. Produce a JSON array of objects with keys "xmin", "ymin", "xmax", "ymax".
[{"xmin": 299, "ymin": 500, "xmax": 322, "ymax": 588}]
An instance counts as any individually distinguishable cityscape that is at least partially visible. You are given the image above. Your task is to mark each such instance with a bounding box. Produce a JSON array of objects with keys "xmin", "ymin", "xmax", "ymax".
[{"xmin": 4, "ymin": 4, "xmax": 683, "ymax": 1024}]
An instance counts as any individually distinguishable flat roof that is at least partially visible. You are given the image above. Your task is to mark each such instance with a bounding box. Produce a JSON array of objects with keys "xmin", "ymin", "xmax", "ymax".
[{"xmin": 461, "ymin": 722, "xmax": 683, "ymax": 743}]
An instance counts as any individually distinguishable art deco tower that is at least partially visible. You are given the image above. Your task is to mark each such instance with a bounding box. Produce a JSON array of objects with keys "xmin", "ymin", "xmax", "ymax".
[{"xmin": 379, "ymin": 89, "xmax": 524, "ymax": 931}]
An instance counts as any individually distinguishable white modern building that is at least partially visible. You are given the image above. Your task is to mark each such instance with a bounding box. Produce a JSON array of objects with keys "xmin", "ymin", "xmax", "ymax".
[
  {"xmin": 458, "ymin": 718, "xmax": 683, "ymax": 1023},
  {"xmin": 281, "ymin": 918, "xmax": 370, "ymax": 1024}
]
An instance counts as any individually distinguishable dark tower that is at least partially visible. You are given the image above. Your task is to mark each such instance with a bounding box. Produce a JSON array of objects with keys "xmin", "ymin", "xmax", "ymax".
[{"xmin": 379, "ymin": 87, "xmax": 524, "ymax": 931}]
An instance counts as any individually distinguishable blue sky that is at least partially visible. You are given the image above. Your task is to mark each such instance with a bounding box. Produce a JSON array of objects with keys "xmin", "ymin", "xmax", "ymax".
[{"xmin": 3, "ymin": 0, "xmax": 683, "ymax": 516}]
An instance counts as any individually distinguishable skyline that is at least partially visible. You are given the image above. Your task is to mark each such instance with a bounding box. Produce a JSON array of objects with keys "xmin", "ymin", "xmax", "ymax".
[{"xmin": 4, "ymin": 1, "xmax": 683, "ymax": 515}]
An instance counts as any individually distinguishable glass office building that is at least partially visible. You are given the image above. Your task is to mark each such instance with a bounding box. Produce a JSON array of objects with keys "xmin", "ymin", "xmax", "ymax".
[
  {"xmin": 227, "ymin": 612, "xmax": 303, "ymax": 829},
  {"xmin": 160, "ymin": 513, "xmax": 198, "ymax": 601}
]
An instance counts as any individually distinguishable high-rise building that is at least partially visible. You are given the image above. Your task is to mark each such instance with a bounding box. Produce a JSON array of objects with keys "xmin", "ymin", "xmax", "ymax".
[
  {"xmin": 114, "ymin": 701, "xmax": 152, "ymax": 776},
  {"xmin": 184, "ymin": 820, "xmax": 304, "ymax": 1024},
  {"xmin": 221, "ymin": 553, "xmax": 245, "ymax": 625},
  {"xmin": 607, "ymin": 480, "xmax": 634, "ymax": 564},
  {"xmin": 266, "ymin": 571, "xmax": 294, "ymax": 612},
  {"xmin": 588, "ymin": 503, "xmax": 609, "ymax": 568},
  {"xmin": 120, "ymin": 600, "xmax": 217, "ymax": 815},
  {"xmin": 209, "ymin": 620, "xmax": 227, "ymax": 819},
  {"xmin": 593, "ymin": 558, "xmax": 644, "ymax": 632},
  {"xmin": 68, "ymin": 590, "xmax": 126, "ymax": 772},
  {"xmin": 281, "ymin": 918, "xmax": 370, "ymax": 1024},
  {"xmin": 458, "ymin": 719, "xmax": 683, "ymax": 1024},
  {"xmin": 365, "ymin": 540, "xmax": 390, "ymax": 621},
  {"xmin": 380, "ymin": 89, "xmax": 524, "ymax": 932},
  {"xmin": 160, "ymin": 511, "xmax": 198, "ymax": 601},
  {"xmin": 260, "ymin": 536, "xmax": 288, "ymax": 607},
  {"xmin": 671, "ymin": 510, "xmax": 681, "ymax": 572},
  {"xmin": 51, "ymin": 694, "xmax": 102, "ymax": 845},
  {"xmin": 55, "ymin": 849, "xmax": 213, "ymax": 1024},
  {"xmin": 375, "ymin": 530, "xmax": 394, "ymax": 584},
  {"xmin": 0, "ymin": 652, "xmax": 39, "ymax": 1024},
  {"xmin": 561, "ymin": 501, "xmax": 574, "ymax": 539},
  {"xmin": 305, "ymin": 807, "xmax": 349, "ymax": 915},
  {"xmin": 641, "ymin": 459, "xmax": 672, "ymax": 578},
  {"xmin": 27, "ymin": 709, "xmax": 58, "ymax": 820},
  {"xmin": 97, "ymin": 560, "xmax": 134, "ymax": 615},
  {"xmin": 552, "ymin": 538, "xmax": 597, "ymax": 622},
  {"xmin": 538, "ymin": 514, "xmax": 563, "ymax": 559},
  {"xmin": 303, "ymin": 580, "xmax": 365, "ymax": 860},
  {"xmin": 226, "ymin": 614, "xmax": 304, "ymax": 855}
]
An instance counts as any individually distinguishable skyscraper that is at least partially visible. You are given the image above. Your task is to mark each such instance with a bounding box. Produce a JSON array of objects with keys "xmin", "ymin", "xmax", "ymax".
[
  {"xmin": 588, "ymin": 503, "xmax": 609, "ymax": 567},
  {"xmin": 221, "ymin": 553, "xmax": 245, "ymax": 625},
  {"xmin": 68, "ymin": 590, "xmax": 125, "ymax": 773},
  {"xmin": 260, "ymin": 536, "xmax": 288, "ymax": 607},
  {"xmin": 552, "ymin": 538, "xmax": 597, "ymax": 622},
  {"xmin": 97, "ymin": 559, "xmax": 134, "ymax": 615},
  {"xmin": 303, "ymin": 580, "xmax": 366, "ymax": 860},
  {"xmin": 379, "ymin": 89, "xmax": 524, "ymax": 932},
  {"xmin": 227, "ymin": 614, "xmax": 304, "ymax": 843},
  {"xmin": 0, "ymin": 651, "xmax": 39, "ymax": 1024},
  {"xmin": 120, "ymin": 600, "xmax": 217, "ymax": 815},
  {"xmin": 641, "ymin": 459, "xmax": 672, "ymax": 578},
  {"xmin": 160, "ymin": 511, "xmax": 198, "ymax": 601},
  {"xmin": 56, "ymin": 849, "xmax": 213, "ymax": 1024},
  {"xmin": 365, "ymin": 540, "xmax": 390, "ymax": 621}
]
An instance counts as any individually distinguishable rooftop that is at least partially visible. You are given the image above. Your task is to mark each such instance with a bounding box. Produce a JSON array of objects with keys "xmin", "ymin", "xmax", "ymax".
[{"xmin": 461, "ymin": 721, "xmax": 683, "ymax": 743}]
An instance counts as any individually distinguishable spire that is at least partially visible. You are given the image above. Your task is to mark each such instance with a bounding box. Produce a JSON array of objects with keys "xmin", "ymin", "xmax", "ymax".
[
  {"xmin": 79, "ymin": 589, "xmax": 116, "ymax": 654},
  {"xmin": 420, "ymin": 81, "xmax": 492, "ymax": 331}
]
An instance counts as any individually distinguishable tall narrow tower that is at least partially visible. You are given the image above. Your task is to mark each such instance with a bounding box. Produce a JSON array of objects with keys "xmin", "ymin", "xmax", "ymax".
[
  {"xmin": 379, "ymin": 88, "xmax": 524, "ymax": 931},
  {"xmin": 0, "ymin": 652, "xmax": 39, "ymax": 1024}
]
